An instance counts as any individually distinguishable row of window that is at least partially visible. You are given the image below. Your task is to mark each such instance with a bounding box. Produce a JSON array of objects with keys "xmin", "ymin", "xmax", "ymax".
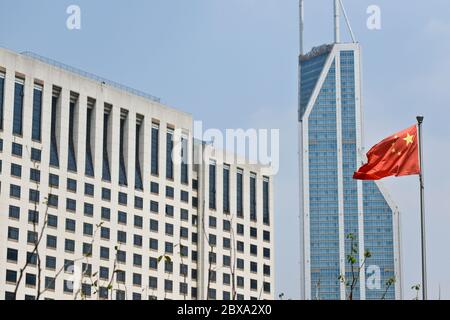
[
  {"xmin": 7, "ymin": 226, "xmax": 271, "ymax": 259},
  {"xmin": 209, "ymin": 163, "xmax": 270, "ymax": 224},
  {"xmin": 3, "ymin": 75, "xmax": 189, "ymax": 191}
]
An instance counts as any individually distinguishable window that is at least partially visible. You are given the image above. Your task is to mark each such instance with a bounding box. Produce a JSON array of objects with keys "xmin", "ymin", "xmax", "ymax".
[
  {"xmin": 31, "ymin": 148, "xmax": 41, "ymax": 162},
  {"xmin": 100, "ymin": 247, "xmax": 109, "ymax": 259},
  {"xmin": 28, "ymin": 207, "xmax": 40, "ymax": 223},
  {"xmin": 209, "ymin": 161, "xmax": 216, "ymax": 209},
  {"xmin": 165, "ymin": 223, "xmax": 174, "ymax": 236},
  {"xmin": 165, "ymin": 260, "xmax": 173, "ymax": 273},
  {"xmin": 134, "ymin": 196, "xmax": 143, "ymax": 209},
  {"xmin": 99, "ymin": 287, "xmax": 108, "ymax": 299},
  {"xmin": 117, "ymin": 231, "xmax": 127, "ymax": 243},
  {"xmin": 83, "ymin": 223, "xmax": 93, "ymax": 236},
  {"xmin": 223, "ymin": 165, "xmax": 230, "ymax": 212},
  {"xmin": 223, "ymin": 273, "xmax": 230, "ymax": 285},
  {"xmin": 133, "ymin": 273, "xmax": 142, "ymax": 286},
  {"xmin": 49, "ymin": 174, "xmax": 59, "ymax": 188},
  {"xmin": 165, "ymin": 186, "xmax": 174, "ymax": 198},
  {"xmin": 150, "ymin": 219, "xmax": 158, "ymax": 232},
  {"xmin": 237, "ymin": 168, "xmax": 243, "ymax": 217},
  {"xmin": 165, "ymin": 204, "xmax": 174, "ymax": 217},
  {"xmin": 102, "ymin": 188, "xmax": 111, "ymax": 201},
  {"xmin": 82, "ymin": 283, "xmax": 91, "ymax": 297},
  {"xmin": 250, "ymin": 279, "xmax": 258, "ymax": 290},
  {"xmin": 250, "ymin": 173, "xmax": 257, "ymax": 221},
  {"xmin": 237, "ymin": 258, "xmax": 244, "ymax": 270},
  {"xmin": 8, "ymin": 227, "xmax": 19, "ymax": 241},
  {"xmin": 67, "ymin": 178, "xmax": 77, "ymax": 192},
  {"xmin": 84, "ymin": 183, "xmax": 94, "ymax": 196},
  {"xmin": 208, "ymin": 288, "xmax": 216, "ymax": 300},
  {"xmin": 30, "ymin": 168, "xmax": 40, "ymax": 183},
  {"xmin": 134, "ymin": 235, "xmax": 142, "ymax": 247},
  {"xmin": 13, "ymin": 78, "xmax": 24, "ymax": 135},
  {"xmin": 114, "ymin": 269, "xmax": 125, "ymax": 284},
  {"xmin": 180, "ymin": 227, "xmax": 188, "ymax": 239},
  {"xmin": 101, "ymin": 207, "xmax": 110, "ymax": 221},
  {"xmin": 263, "ymin": 177, "xmax": 270, "ymax": 224},
  {"xmin": 165, "ymin": 279, "xmax": 173, "ymax": 293},
  {"xmin": 150, "ymin": 182, "xmax": 159, "ymax": 194},
  {"xmin": 223, "ymin": 255, "xmax": 231, "ymax": 267},
  {"xmin": 32, "ymin": 83, "xmax": 43, "ymax": 141},
  {"xmin": 237, "ymin": 276, "xmax": 244, "ymax": 288},
  {"xmin": 209, "ymin": 216, "xmax": 217, "ymax": 228},
  {"xmin": 65, "ymin": 219, "xmax": 76, "ymax": 232},
  {"xmin": 64, "ymin": 280, "xmax": 73, "ymax": 293},
  {"xmin": 263, "ymin": 282, "xmax": 271, "ymax": 293},
  {"xmin": 180, "ymin": 283, "xmax": 188, "ymax": 295},
  {"xmin": 150, "ymin": 201, "xmax": 159, "ymax": 213},
  {"xmin": 100, "ymin": 267, "xmax": 109, "ymax": 280},
  {"xmin": 28, "ymin": 231, "xmax": 38, "ymax": 244},
  {"xmin": 149, "ymin": 257, "xmax": 158, "ymax": 270},
  {"xmin": 0, "ymin": 72, "xmax": 4, "ymax": 130},
  {"xmin": 11, "ymin": 142, "xmax": 22, "ymax": 157},
  {"xmin": 263, "ymin": 264, "xmax": 271, "ymax": 276},
  {"xmin": 263, "ymin": 248, "xmax": 270, "ymax": 259},
  {"xmin": 237, "ymin": 241, "xmax": 244, "ymax": 253},
  {"xmin": 50, "ymin": 91, "xmax": 60, "ymax": 167},
  {"xmin": 263, "ymin": 230, "xmax": 271, "ymax": 242},
  {"xmin": 48, "ymin": 214, "xmax": 58, "ymax": 228},
  {"xmin": 151, "ymin": 122, "xmax": 159, "ymax": 175},
  {"xmin": 9, "ymin": 184, "xmax": 21, "ymax": 198},
  {"xmin": 66, "ymin": 198, "xmax": 76, "ymax": 212},
  {"xmin": 165, "ymin": 242, "xmax": 173, "ymax": 253},
  {"xmin": 6, "ymin": 270, "xmax": 17, "ymax": 283},
  {"xmin": 84, "ymin": 203, "xmax": 94, "ymax": 217},
  {"xmin": 223, "ymin": 238, "xmax": 231, "ymax": 249},
  {"xmin": 48, "ymin": 194, "xmax": 58, "ymax": 207},
  {"xmin": 25, "ymin": 273, "xmax": 36, "ymax": 287},
  {"xmin": 83, "ymin": 243, "xmax": 93, "ymax": 256},
  {"xmin": 85, "ymin": 100, "xmax": 95, "ymax": 176},
  {"xmin": 149, "ymin": 276, "xmax": 158, "ymax": 289},
  {"xmin": 149, "ymin": 238, "xmax": 158, "ymax": 250},
  {"xmin": 180, "ymin": 190, "xmax": 189, "ymax": 202},
  {"xmin": 102, "ymin": 107, "xmax": 111, "ymax": 181},
  {"xmin": 118, "ymin": 192, "xmax": 127, "ymax": 205},
  {"xmin": 118, "ymin": 211, "xmax": 127, "ymax": 224},
  {"xmin": 9, "ymin": 206, "xmax": 20, "ymax": 219},
  {"xmin": 46, "ymin": 235, "xmax": 57, "ymax": 249},
  {"xmin": 7, "ymin": 248, "xmax": 18, "ymax": 262},
  {"xmin": 180, "ymin": 135, "xmax": 188, "ymax": 184},
  {"xmin": 133, "ymin": 293, "xmax": 141, "ymax": 300},
  {"xmin": 250, "ymin": 261, "xmax": 258, "ymax": 273},
  {"xmin": 67, "ymin": 94, "xmax": 78, "ymax": 172},
  {"xmin": 223, "ymin": 220, "xmax": 231, "ymax": 231},
  {"xmin": 209, "ymin": 234, "xmax": 217, "ymax": 247},
  {"xmin": 250, "ymin": 244, "xmax": 257, "ymax": 256},
  {"xmin": 181, "ymin": 209, "xmax": 189, "ymax": 221},
  {"xmin": 46, "ymin": 256, "xmax": 56, "ymax": 270},
  {"xmin": 101, "ymin": 227, "xmax": 110, "ymax": 240},
  {"xmin": 65, "ymin": 239, "xmax": 75, "ymax": 252},
  {"xmin": 29, "ymin": 189, "xmax": 40, "ymax": 203},
  {"xmin": 250, "ymin": 227, "xmax": 257, "ymax": 238},
  {"xmin": 135, "ymin": 119, "xmax": 143, "ymax": 190},
  {"xmin": 118, "ymin": 112, "xmax": 128, "ymax": 186},
  {"xmin": 237, "ymin": 223, "xmax": 244, "ymax": 235},
  {"xmin": 166, "ymin": 128, "xmax": 174, "ymax": 179},
  {"xmin": 117, "ymin": 250, "xmax": 126, "ymax": 263},
  {"xmin": 11, "ymin": 163, "xmax": 21, "ymax": 177},
  {"xmin": 134, "ymin": 215, "xmax": 143, "ymax": 228}
]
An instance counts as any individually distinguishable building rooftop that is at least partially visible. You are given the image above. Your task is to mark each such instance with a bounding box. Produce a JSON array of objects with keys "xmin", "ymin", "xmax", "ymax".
[{"xmin": 20, "ymin": 51, "xmax": 161, "ymax": 104}]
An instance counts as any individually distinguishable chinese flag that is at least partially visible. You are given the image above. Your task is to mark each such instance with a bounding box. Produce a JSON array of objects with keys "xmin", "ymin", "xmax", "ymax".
[{"xmin": 353, "ymin": 125, "xmax": 421, "ymax": 180}]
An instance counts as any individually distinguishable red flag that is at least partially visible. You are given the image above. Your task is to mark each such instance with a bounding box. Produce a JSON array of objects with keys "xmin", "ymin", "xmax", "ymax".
[{"xmin": 353, "ymin": 125, "xmax": 420, "ymax": 180}]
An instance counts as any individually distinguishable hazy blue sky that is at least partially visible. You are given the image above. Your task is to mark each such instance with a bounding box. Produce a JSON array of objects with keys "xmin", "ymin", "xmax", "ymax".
[{"xmin": 1, "ymin": 0, "xmax": 450, "ymax": 299}]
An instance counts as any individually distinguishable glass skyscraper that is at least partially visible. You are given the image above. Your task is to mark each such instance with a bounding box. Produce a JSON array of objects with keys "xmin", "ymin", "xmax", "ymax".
[{"xmin": 298, "ymin": 42, "xmax": 402, "ymax": 300}]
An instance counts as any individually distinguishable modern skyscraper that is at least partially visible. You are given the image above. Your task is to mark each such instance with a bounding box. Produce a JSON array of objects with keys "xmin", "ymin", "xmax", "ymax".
[
  {"xmin": 298, "ymin": 1, "xmax": 402, "ymax": 300},
  {"xmin": 0, "ymin": 47, "xmax": 274, "ymax": 300}
]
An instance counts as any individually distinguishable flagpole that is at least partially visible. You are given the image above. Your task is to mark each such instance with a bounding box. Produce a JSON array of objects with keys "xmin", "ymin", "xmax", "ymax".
[{"xmin": 416, "ymin": 116, "xmax": 427, "ymax": 300}]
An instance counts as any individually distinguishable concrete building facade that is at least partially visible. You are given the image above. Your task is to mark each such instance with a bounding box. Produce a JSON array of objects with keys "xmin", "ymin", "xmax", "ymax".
[{"xmin": 0, "ymin": 48, "xmax": 274, "ymax": 300}]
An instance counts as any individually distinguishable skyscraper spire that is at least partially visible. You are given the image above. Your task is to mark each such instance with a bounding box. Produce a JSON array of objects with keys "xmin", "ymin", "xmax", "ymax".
[{"xmin": 334, "ymin": 0, "xmax": 341, "ymax": 43}]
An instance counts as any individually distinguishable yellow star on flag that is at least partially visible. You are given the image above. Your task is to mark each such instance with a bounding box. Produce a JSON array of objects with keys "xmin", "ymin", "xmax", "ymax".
[{"xmin": 403, "ymin": 133, "xmax": 414, "ymax": 146}]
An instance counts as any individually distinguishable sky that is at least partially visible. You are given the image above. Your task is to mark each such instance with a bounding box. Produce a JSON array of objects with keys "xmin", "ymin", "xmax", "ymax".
[{"xmin": 1, "ymin": 0, "xmax": 450, "ymax": 299}]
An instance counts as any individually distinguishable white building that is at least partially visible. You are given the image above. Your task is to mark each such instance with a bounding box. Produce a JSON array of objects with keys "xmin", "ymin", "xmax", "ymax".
[{"xmin": 0, "ymin": 47, "xmax": 274, "ymax": 300}]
